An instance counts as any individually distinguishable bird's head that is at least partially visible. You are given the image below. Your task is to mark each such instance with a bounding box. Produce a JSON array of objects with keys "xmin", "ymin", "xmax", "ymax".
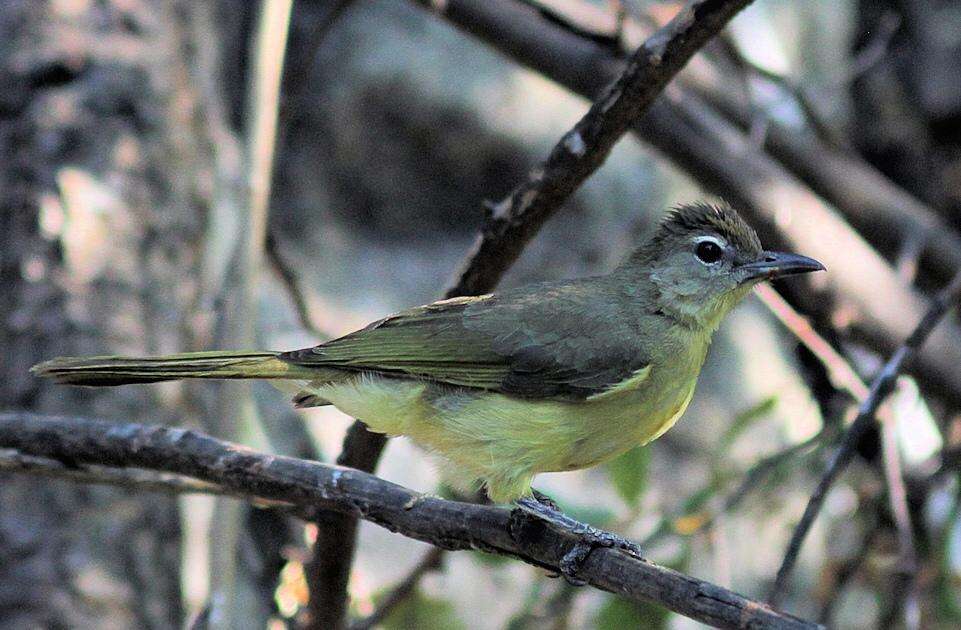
[{"xmin": 621, "ymin": 202, "xmax": 824, "ymax": 331}]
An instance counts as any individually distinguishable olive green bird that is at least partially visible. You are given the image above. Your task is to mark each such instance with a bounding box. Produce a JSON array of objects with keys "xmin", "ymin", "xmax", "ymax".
[{"xmin": 33, "ymin": 203, "xmax": 822, "ymax": 509}]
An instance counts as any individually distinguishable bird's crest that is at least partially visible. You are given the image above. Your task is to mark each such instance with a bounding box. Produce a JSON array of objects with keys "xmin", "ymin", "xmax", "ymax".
[{"xmin": 650, "ymin": 202, "xmax": 762, "ymax": 257}]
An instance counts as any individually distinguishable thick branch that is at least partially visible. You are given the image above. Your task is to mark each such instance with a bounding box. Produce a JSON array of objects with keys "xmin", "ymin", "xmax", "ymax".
[
  {"xmin": 0, "ymin": 412, "xmax": 819, "ymax": 630},
  {"xmin": 432, "ymin": 0, "xmax": 755, "ymax": 296}
]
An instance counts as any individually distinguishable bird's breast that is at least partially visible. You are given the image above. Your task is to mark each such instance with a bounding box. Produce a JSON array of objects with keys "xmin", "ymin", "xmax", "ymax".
[{"xmin": 550, "ymin": 335, "xmax": 708, "ymax": 472}]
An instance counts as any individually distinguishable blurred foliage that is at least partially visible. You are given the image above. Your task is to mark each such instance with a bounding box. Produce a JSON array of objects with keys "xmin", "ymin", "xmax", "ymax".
[
  {"xmin": 380, "ymin": 588, "xmax": 466, "ymax": 630},
  {"xmin": 720, "ymin": 396, "xmax": 778, "ymax": 451},
  {"xmin": 935, "ymin": 490, "xmax": 961, "ymax": 625},
  {"xmin": 594, "ymin": 594, "xmax": 670, "ymax": 630},
  {"xmin": 606, "ymin": 444, "xmax": 651, "ymax": 508}
]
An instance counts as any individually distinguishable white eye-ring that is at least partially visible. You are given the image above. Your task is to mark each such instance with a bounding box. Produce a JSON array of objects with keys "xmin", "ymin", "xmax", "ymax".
[{"xmin": 694, "ymin": 236, "xmax": 725, "ymax": 265}]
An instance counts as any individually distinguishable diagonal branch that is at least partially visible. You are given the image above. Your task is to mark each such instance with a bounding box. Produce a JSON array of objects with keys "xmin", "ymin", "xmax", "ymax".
[
  {"xmin": 767, "ymin": 269, "xmax": 961, "ymax": 606},
  {"xmin": 0, "ymin": 412, "xmax": 820, "ymax": 630},
  {"xmin": 433, "ymin": 0, "xmax": 756, "ymax": 296}
]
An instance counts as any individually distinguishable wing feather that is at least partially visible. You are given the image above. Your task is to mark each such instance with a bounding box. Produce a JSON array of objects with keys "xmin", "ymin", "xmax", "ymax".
[{"xmin": 280, "ymin": 281, "xmax": 652, "ymax": 400}]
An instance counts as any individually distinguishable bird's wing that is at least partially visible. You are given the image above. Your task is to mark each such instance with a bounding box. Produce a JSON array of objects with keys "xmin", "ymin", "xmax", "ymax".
[{"xmin": 280, "ymin": 281, "xmax": 652, "ymax": 401}]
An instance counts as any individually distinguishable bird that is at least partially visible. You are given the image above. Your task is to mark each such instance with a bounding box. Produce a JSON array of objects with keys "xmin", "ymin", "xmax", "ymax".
[{"xmin": 33, "ymin": 202, "xmax": 823, "ymax": 568}]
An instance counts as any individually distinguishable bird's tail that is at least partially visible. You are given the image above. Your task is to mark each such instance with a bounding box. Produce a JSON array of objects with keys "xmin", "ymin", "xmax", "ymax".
[{"xmin": 31, "ymin": 350, "xmax": 320, "ymax": 386}]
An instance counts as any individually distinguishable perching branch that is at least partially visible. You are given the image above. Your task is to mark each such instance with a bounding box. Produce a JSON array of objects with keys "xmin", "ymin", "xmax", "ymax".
[
  {"xmin": 767, "ymin": 269, "xmax": 961, "ymax": 606},
  {"xmin": 0, "ymin": 412, "xmax": 820, "ymax": 630},
  {"xmin": 0, "ymin": 449, "xmax": 228, "ymax": 496}
]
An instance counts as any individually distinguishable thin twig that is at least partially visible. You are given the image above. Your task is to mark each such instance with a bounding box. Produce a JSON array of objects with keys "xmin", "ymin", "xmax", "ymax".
[
  {"xmin": 758, "ymin": 278, "xmax": 922, "ymax": 624},
  {"xmin": 265, "ymin": 230, "xmax": 328, "ymax": 339},
  {"xmin": 833, "ymin": 11, "xmax": 901, "ymax": 86},
  {"xmin": 714, "ymin": 11, "xmax": 898, "ymax": 150},
  {"xmin": 759, "ymin": 264, "xmax": 925, "ymax": 626},
  {"xmin": 768, "ymin": 270, "xmax": 961, "ymax": 606},
  {"xmin": 348, "ymin": 547, "xmax": 445, "ymax": 630},
  {"xmin": 754, "ymin": 284, "xmax": 868, "ymax": 401},
  {"xmin": 0, "ymin": 412, "xmax": 820, "ymax": 630},
  {"xmin": 816, "ymin": 512, "xmax": 880, "ymax": 624},
  {"xmin": 280, "ymin": 0, "xmax": 359, "ymax": 124},
  {"xmin": 879, "ymin": 414, "xmax": 922, "ymax": 630},
  {"xmin": 882, "ymin": 222, "xmax": 923, "ymax": 630}
]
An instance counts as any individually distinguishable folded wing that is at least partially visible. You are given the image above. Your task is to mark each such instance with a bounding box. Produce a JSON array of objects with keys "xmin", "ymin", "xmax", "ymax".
[{"xmin": 280, "ymin": 281, "xmax": 652, "ymax": 401}]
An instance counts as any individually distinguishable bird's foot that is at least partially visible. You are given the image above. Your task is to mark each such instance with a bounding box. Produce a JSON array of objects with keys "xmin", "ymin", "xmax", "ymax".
[
  {"xmin": 515, "ymin": 494, "xmax": 641, "ymax": 585},
  {"xmin": 531, "ymin": 488, "xmax": 560, "ymax": 511}
]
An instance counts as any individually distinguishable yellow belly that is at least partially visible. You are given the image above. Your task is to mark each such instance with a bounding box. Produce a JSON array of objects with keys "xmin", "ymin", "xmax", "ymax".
[{"xmin": 305, "ymin": 364, "xmax": 699, "ymax": 503}]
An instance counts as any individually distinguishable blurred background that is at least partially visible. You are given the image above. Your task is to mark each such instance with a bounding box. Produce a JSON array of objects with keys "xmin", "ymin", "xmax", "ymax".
[{"xmin": 2, "ymin": 0, "xmax": 961, "ymax": 628}]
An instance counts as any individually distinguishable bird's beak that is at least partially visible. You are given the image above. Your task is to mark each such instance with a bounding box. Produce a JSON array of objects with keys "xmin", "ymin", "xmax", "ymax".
[{"xmin": 738, "ymin": 251, "xmax": 825, "ymax": 282}]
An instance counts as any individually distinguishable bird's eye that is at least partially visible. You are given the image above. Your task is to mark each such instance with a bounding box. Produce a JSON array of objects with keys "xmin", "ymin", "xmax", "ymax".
[{"xmin": 695, "ymin": 240, "xmax": 723, "ymax": 264}]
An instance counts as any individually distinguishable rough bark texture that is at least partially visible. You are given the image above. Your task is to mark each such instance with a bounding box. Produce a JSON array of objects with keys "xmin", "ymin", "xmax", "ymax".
[
  {"xmin": 0, "ymin": 1, "xmax": 201, "ymax": 627},
  {"xmin": 0, "ymin": 413, "xmax": 822, "ymax": 630}
]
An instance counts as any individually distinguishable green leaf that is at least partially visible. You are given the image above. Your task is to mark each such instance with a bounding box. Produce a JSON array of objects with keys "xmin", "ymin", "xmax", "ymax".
[
  {"xmin": 721, "ymin": 396, "xmax": 778, "ymax": 450},
  {"xmin": 606, "ymin": 446, "xmax": 651, "ymax": 508},
  {"xmin": 379, "ymin": 589, "xmax": 465, "ymax": 630},
  {"xmin": 471, "ymin": 548, "xmax": 510, "ymax": 566},
  {"xmin": 595, "ymin": 594, "xmax": 669, "ymax": 630}
]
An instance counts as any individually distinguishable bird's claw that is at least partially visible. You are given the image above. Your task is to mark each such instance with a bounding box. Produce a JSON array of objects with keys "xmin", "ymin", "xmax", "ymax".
[
  {"xmin": 515, "ymin": 494, "xmax": 642, "ymax": 584},
  {"xmin": 558, "ymin": 522, "xmax": 642, "ymax": 583},
  {"xmin": 531, "ymin": 488, "xmax": 560, "ymax": 511}
]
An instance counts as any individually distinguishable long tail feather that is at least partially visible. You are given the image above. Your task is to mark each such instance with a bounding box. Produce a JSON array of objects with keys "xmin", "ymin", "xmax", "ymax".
[{"xmin": 31, "ymin": 350, "xmax": 319, "ymax": 386}]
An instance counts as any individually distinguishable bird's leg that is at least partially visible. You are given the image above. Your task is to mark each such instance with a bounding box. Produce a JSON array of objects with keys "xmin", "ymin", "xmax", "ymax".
[{"xmin": 515, "ymin": 491, "xmax": 642, "ymax": 583}]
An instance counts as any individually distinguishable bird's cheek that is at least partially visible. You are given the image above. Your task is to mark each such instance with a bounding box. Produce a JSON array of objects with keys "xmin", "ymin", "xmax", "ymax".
[{"xmin": 652, "ymin": 271, "xmax": 702, "ymax": 297}]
